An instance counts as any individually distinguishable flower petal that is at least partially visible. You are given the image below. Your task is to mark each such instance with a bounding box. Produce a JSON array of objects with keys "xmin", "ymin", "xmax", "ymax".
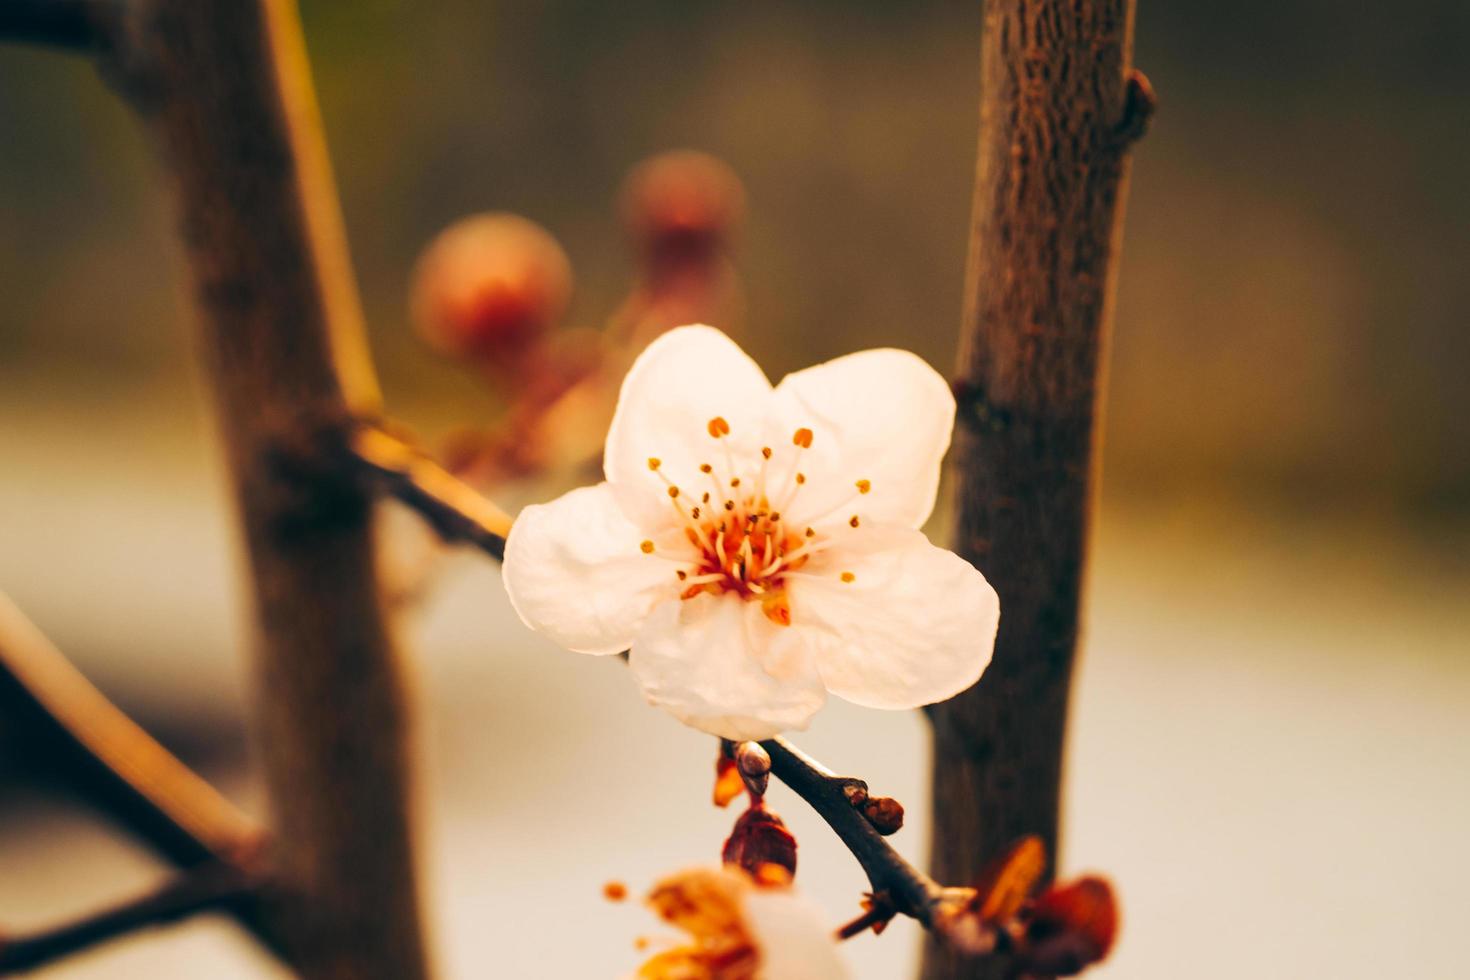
[
  {"xmin": 788, "ymin": 525, "xmax": 998, "ymax": 709},
  {"xmin": 502, "ymin": 483, "xmax": 678, "ymax": 655},
  {"xmin": 629, "ymin": 592, "xmax": 827, "ymax": 740},
  {"xmin": 743, "ymin": 887, "xmax": 850, "ymax": 980},
  {"xmin": 769, "ymin": 348, "xmax": 954, "ymax": 529},
  {"xmin": 604, "ymin": 325, "xmax": 774, "ymax": 529}
]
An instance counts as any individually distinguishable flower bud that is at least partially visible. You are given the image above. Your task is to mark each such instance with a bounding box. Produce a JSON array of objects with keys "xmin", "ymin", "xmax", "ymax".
[
  {"xmin": 621, "ymin": 150, "xmax": 746, "ymax": 265},
  {"xmin": 721, "ymin": 804, "xmax": 797, "ymax": 881},
  {"xmin": 734, "ymin": 741, "xmax": 771, "ymax": 798},
  {"xmin": 861, "ymin": 796, "xmax": 904, "ymax": 836},
  {"xmin": 410, "ymin": 212, "xmax": 572, "ymax": 361}
]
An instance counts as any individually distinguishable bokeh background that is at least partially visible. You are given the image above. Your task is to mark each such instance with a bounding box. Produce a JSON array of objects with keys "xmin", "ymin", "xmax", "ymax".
[{"xmin": 2, "ymin": 1, "xmax": 1468, "ymax": 977}]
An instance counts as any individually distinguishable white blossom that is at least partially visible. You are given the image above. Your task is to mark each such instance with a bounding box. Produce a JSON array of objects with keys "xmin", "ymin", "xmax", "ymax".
[{"xmin": 502, "ymin": 325, "xmax": 999, "ymax": 739}]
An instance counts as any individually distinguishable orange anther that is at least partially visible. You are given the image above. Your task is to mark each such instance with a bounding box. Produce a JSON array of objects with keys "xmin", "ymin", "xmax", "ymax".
[
  {"xmin": 640, "ymin": 540, "xmax": 655, "ymax": 554},
  {"xmin": 849, "ymin": 515, "xmax": 860, "ymax": 527},
  {"xmin": 792, "ymin": 427, "xmax": 813, "ymax": 448},
  {"xmin": 856, "ymin": 479, "xmax": 871, "ymax": 494},
  {"xmin": 840, "ymin": 571, "xmax": 855, "ymax": 583},
  {"xmin": 708, "ymin": 416, "xmax": 731, "ymax": 438},
  {"xmin": 647, "ymin": 457, "xmax": 661, "ymax": 470}
]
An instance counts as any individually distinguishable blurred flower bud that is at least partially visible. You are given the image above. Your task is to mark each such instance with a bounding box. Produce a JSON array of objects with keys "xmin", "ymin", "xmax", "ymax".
[
  {"xmin": 722, "ymin": 804, "xmax": 798, "ymax": 881},
  {"xmin": 410, "ymin": 212, "xmax": 572, "ymax": 362},
  {"xmin": 1020, "ymin": 876, "xmax": 1118, "ymax": 977},
  {"xmin": 621, "ymin": 150, "xmax": 746, "ymax": 265}
]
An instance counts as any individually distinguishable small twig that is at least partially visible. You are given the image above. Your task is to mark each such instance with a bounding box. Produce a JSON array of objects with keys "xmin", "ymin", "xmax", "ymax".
[
  {"xmin": 834, "ymin": 896, "xmax": 898, "ymax": 941},
  {"xmin": 761, "ymin": 738, "xmax": 944, "ymax": 924},
  {"xmin": 0, "ymin": 592, "xmax": 263, "ymax": 867},
  {"xmin": 350, "ymin": 426, "xmax": 512, "ymax": 560},
  {"xmin": 0, "ymin": 592, "xmax": 285, "ymax": 957},
  {"xmin": 0, "ymin": 861, "xmax": 265, "ymax": 975},
  {"xmin": 0, "ymin": 0, "xmax": 119, "ymax": 51}
]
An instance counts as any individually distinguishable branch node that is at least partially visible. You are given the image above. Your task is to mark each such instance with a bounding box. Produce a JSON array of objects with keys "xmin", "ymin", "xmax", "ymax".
[{"xmin": 1114, "ymin": 68, "xmax": 1157, "ymax": 147}]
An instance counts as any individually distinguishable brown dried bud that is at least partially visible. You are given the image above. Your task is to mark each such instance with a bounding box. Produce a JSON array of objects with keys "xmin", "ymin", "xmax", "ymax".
[
  {"xmin": 621, "ymin": 150, "xmax": 746, "ymax": 264},
  {"xmin": 721, "ymin": 804, "xmax": 797, "ymax": 881},
  {"xmin": 862, "ymin": 796, "xmax": 905, "ymax": 836},
  {"xmin": 410, "ymin": 212, "xmax": 572, "ymax": 361},
  {"xmin": 734, "ymin": 741, "xmax": 771, "ymax": 798},
  {"xmin": 1021, "ymin": 876, "xmax": 1119, "ymax": 976}
]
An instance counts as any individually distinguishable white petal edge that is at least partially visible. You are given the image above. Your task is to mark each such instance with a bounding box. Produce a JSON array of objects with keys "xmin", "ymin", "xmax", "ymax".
[
  {"xmin": 743, "ymin": 887, "xmax": 850, "ymax": 980},
  {"xmin": 628, "ymin": 592, "xmax": 826, "ymax": 740},
  {"xmin": 502, "ymin": 482, "xmax": 677, "ymax": 655},
  {"xmin": 788, "ymin": 524, "xmax": 998, "ymax": 709},
  {"xmin": 768, "ymin": 347, "xmax": 955, "ymax": 530},
  {"xmin": 604, "ymin": 325, "xmax": 774, "ymax": 529}
]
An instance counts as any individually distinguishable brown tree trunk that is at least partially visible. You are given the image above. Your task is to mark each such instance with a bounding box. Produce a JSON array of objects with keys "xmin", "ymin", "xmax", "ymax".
[
  {"xmin": 923, "ymin": 2, "xmax": 1150, "ymax": 978},
  {"xmin": 104, "ymin": 2, "xmax": 430, "ymax": 977}
]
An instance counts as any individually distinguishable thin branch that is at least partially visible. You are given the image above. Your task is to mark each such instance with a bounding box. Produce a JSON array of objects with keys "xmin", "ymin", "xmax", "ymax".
[
  {"xmin": 0, "ymin": 591, "xmax": 284, "ymax": 957},
  {"xmin": 350, "ymin": 426, "xmax": 512, "ymax": 560},
  {"xmin": 0, "ymin": 0, "xmax": 119, "ymax": 51},
  {"xmin": 0, "ymin": 861, "xmax": 265, "ymax": 975},
  {"xmin": 762, "ymin": 738, "xmax": 943, "ymax": 924},
  {"xmin": 0, "ymin": 592, "xmax": 259, "ymax": 863}
]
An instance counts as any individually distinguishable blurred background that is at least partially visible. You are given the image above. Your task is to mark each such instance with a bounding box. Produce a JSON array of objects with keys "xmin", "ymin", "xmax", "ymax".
[{"xmin": 1, "ymin": 1, "xmax": 1467, "ymax": 977}]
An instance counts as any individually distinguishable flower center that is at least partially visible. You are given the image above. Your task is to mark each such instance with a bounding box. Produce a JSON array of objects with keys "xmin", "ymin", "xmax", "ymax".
[{"xmin": 641, "ymin": 417, "xmax": 868, "ymax": 626}]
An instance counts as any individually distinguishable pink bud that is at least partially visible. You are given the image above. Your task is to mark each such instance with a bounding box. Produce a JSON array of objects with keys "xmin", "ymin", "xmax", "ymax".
[
  {"xmin": 410, "ymin": 213, "xmax": 572, "ymax": 361},
  {"xmin": 620, "ymin": 151, "xmax": 746, "ymax": 264}
]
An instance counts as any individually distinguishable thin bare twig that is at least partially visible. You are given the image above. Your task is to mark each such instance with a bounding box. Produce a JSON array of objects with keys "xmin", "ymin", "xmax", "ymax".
[
  {"xmin": 350, "ymin": 426, "xmax": 512, "ymax": 560},
  {"xmin": 762, "ymin": 738, "xmax": 944, "ymax": 924},
  {"xmin": 0, "ymin": 591, "xmax": 284, "ymax": 957},
  {"xmin": 0, "ymin": 861, "xmax": 265, "ymax": 975}
]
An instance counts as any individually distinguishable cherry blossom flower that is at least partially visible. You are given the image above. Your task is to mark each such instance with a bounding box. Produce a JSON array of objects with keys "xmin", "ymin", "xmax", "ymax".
[
  {"xmin": 637, "ymin": 866, "xmax": 846, "ymax": 980},
  {"xmin": 502, "ymin": 325, "xmax": 999, "ymax": 739}
]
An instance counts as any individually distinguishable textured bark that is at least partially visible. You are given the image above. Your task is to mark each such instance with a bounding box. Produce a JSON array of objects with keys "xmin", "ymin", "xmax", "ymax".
[
  {"xmin": 102, "ymin": 2, "xmax": 430, "ymax": 978},
  {"xmin": 922, "ymin": 2, "xmax": 1149, "ymax": 978}
]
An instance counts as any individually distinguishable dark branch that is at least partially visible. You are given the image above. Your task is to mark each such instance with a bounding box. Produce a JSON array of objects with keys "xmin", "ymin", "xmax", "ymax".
[
  {"xmin": 0, "ymin": 861, "xmax": 265, "ymax": 974},
  {"xmin": 0, "ymin": 591, "xmax": 284, "ymax": 957},
  {"xmin": 349, "ymin": 427, "xmax": 511, "ymax": 560},
  {"xmin": 0, "ymin": 0, "xmax": 119, "ymax": 51},
  {"xmin": 761, "ymin": 738, "xmax": 944, "ymax": 924}
]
